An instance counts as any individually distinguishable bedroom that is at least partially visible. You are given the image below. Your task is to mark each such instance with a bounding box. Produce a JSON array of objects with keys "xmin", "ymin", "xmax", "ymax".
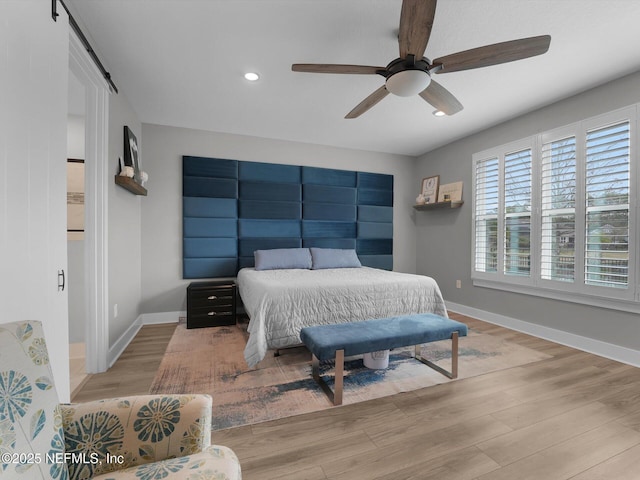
[{"xmin": 3, "ymin": 0, "xmax": 640, "ymax": 479}]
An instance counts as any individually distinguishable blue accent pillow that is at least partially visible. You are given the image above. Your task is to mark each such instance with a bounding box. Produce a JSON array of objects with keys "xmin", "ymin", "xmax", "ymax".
[
  {"xmin": 254, "ymin": 248, "xmax": 312, "ymax": 271},
  {"xmin": 310, "ymin": 248, "xmax": 362, "ymax": 270}
]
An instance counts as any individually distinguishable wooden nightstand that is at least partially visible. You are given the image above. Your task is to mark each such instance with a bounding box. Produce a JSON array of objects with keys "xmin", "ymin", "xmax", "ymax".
[{"xmin": 186, "ymin": 280, "xmax": 236, "ymax": 329}]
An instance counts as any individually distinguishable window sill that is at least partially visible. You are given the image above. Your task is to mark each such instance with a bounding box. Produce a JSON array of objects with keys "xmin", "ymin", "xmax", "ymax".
[{"xmin": 472, "ymin": 278, "xmax": 640, "ymax": 315}]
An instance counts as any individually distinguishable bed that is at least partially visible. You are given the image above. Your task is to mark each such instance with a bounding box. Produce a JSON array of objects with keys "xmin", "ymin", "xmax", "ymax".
[{"xmin": 237, "ymin": 266, "xmax": 448, "ymax": 367}]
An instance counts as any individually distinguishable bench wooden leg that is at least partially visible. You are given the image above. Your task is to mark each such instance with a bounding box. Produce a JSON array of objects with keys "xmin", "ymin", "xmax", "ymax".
[
  {"xmin": 312, "ymin": 349, "xmax": 344, "ymax": 406},
  {"xmin": 311, "ymin": 330, "xmax": 461, "ymax": 405},
  {"xmin": 414, "ymin": 331, "xmax": 459, "ymax": 379}
]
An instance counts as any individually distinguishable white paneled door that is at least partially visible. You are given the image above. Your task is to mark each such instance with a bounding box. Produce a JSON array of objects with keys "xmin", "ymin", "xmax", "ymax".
[{"xmin": 0, "ymin": 1, "xmax": 71, "ymax": 401}]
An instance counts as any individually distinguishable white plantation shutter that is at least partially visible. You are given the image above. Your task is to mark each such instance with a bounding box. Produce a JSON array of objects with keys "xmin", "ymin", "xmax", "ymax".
[
  {"xmin": 503, "ymin": 149, "xmax": 532, "ymax": 277},
  {"xmin": 541, "ymin": 137, "xmax": 576, "ymax": 282},
  {"xmin": 472, "ymin": 106, "xmax": 636, "ymax": 307},
  {"xmin": 474, "ymin": 157, "xmax": 499, "ymax": 273},
  {"xmin": 584, "ymin": 121, "xmax": 630, "ymax": 288}
]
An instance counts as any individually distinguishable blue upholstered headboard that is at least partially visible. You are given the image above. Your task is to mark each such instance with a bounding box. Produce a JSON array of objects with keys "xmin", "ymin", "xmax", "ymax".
[{"xmin": 182, "ymin": 156, "xmax": 393, "ymax": 278}]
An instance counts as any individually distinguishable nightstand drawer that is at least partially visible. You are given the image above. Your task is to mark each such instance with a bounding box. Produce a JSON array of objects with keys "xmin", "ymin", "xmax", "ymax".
[
  {"xmin": 187, "ymin": 280, "xmax": 237, "ymax": 329},
  {"xmin": 189, "ymin": 304, "xmax": 235, "ymax": 316},
  {"xmin": 189, "ymin": 287, "xmax": 234, "ymax": 304},
  {"xmin": 189, "ymin": 295, "xmax": 234, "ymax": 310}
]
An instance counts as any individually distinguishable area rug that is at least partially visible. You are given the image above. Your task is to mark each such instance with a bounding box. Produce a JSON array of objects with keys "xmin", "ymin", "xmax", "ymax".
[{"xmin": 150, "ymin": 319, "xmax": 550, "ymax": 431}]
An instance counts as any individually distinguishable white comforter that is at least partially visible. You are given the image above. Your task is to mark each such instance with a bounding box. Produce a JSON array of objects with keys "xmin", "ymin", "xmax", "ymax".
[{"xmin": 237, "ymin": 267, "xmax": 448, "ymax": 367}]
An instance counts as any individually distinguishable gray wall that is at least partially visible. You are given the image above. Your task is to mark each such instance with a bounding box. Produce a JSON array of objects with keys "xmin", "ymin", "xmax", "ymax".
[
  {"xmin": 140, "ymin": 124, "xmax": 417, "ymax": 314},
  {"xmin": 415, "ymin": 70, "xmax": 640, "ymax": 351},
  {"xmin": 108, "ymin": 92, "xmax": 143, "ymax": 347}
]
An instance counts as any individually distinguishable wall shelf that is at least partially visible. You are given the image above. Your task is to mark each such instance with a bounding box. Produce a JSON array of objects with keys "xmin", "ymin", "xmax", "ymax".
[
  {"xmin": 413, "ymin": 200, "xmax": 463, "ymax": 211},
  {"xmin": 115, "ymin": 175, "xmax": 147, "ymax": 196}
]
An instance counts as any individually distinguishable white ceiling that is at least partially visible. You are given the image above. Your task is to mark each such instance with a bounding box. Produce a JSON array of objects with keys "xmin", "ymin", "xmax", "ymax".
[{"xmin": 67, "ymin": 0, "xmax": 640, "ymax": 157}]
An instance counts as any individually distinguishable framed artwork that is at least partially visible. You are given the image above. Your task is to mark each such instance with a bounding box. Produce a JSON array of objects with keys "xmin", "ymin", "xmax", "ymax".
[
  {"xmin": 67, "ymin": 159, "xmax": 84, "ymax": 240},
  {"xmin": 438, "ymin": 181, "xmax": 464, "ymax": 203},
  {"xmin": 421, "ymin": 175, "xmax": 440, "ymax": 204},
  {"xmin": 123, "ymin": 126, "xmax": 140, "ymax": 179}
]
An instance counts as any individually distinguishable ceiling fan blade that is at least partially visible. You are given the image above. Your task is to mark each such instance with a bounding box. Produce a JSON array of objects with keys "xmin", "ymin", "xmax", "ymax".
[
  {"xmin": 419, "ymin": 80, "xmax": 463, "ymax": 115},
  {"xmin": 398, "ymin": 0, "xmax": 437, "ymax": 59},
  {"xmin": 432, "ymin": 35, "xmax": 551, "ymax": 73},
  {"xmin": 345, "ymin": 85, "xmax": 389, "ymax": 119},
  {"xmin": 292, "ymin": 64, "xmax": 384, "ymax": 75}
]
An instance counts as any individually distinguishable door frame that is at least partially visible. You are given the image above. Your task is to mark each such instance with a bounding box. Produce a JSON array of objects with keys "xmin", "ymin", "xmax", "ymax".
[{"xmin": 69, "ymin": 30, "xmax": 109, "ymax": 373}]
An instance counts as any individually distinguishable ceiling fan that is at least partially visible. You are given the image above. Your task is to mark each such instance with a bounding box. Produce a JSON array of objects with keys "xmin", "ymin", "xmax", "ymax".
[{"xmin": 292, "ymin": 0, "xmax": 551, "ymax": 119}]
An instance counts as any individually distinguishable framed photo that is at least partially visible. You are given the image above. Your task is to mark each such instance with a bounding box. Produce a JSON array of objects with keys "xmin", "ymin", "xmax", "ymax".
[
  {"xmin": 421, "ymin": 175, "xmax": 440, "ymax": 204},
  {"xmin": 438, "ymin": 181, "xmax": 464, "ymax": 203},
  {"xmin": 123, "ymin": 126, "xmax": 140, "ymax": 179}
]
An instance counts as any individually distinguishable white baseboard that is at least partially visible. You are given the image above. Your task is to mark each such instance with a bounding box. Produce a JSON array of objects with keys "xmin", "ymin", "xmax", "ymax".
[
  {"xmin": 446, "ymin": 301, "xmax": 640, "ymax": 368},
  {"xmin": 106, "ymin": 312, "xmax": 183, "ymax": 368},
  {"xmin": 107, "ymin": 316, "xmax": 143, "ymax": 368},
  {"xmin": 141, "ymin": 311, "xmax": 184, "ymax": 325}
]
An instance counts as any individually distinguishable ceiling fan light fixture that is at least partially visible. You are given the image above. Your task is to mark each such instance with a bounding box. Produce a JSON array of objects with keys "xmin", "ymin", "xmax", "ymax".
[
  {"xmin": 433, "ymin": 109, "xmax": 446, "ymax": 117},
  {"xmin": 385, "ymin": 69, "xmax": 431, "ymax": 97}
]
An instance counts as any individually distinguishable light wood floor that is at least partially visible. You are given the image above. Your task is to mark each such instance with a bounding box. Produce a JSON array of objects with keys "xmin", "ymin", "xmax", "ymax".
[
  {"xmin": 74, "ymin": 314, "xmax": 640, "ymax": 479},
  {"xmin": 71, "ymin": 323, "xmax": 177, "ymax": 403}
]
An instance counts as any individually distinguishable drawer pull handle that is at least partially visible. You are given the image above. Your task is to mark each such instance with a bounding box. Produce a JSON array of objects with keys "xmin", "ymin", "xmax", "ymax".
[
  {"xmin": 206, "ymin": 311, "xmax": 232, "ymax": 317},
  {"xmin": 208, "ymin": 295, "xmax": 217, "ymax": 300}
]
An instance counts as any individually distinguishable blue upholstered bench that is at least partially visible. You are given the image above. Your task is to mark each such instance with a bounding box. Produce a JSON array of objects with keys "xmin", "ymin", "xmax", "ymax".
[{"xmin": 300, "ymin": 314, "xmax": 468, "ymax": 405}]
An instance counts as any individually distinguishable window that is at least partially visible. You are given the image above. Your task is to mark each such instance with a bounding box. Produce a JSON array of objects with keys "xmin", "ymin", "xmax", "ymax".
[
  {"xmin": 474, "ymin": 157, "xmax": 499, "ymax": 273},
  {"xmin": 504, "ymin": 149, "xmax": 532, "ymax": 277},
  {"xmin": 584, "ymin": 121, "xmax": 630, "ymax": 288},
  {"xmin": 472, "ymin": 107, "xmax": 636, "ymax": 307},
  {"xmin": 541, "ymin": 136, "xmax": 576, "ymax": 282},
  {"xmin": 472, "ymin": 140, "xmax": 534, "ymax": 284}
]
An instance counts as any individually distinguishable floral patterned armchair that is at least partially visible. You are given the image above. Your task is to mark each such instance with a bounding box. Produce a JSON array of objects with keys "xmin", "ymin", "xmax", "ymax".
[{"xmin": 0, "ymin": 320, "xmax": 241, "ymax": 479}]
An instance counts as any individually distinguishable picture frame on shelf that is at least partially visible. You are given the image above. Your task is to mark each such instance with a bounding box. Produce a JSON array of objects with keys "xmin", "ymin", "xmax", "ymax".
[
  {"xmin": 123, "ymin": 126, "xmax": 140, "ymax": 180},
  {"xmin": 421, "ymin": 175, "xmax": 440, "ymax": 204},
  {"xmin": 437, "ymin": 181, "xmax": 463, "ymax": 203}
]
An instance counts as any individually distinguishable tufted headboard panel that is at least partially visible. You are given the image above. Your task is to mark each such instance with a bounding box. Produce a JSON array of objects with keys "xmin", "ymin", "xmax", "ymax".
[{"xmin": 182, "ymin": 156, "xmax": 393, "ymax": 278}]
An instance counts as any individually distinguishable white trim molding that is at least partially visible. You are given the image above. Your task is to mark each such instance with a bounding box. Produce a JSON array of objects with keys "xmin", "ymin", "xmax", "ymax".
[
  {"xmin": 473, "ymin": 278, "xmax": 640, "ymax": 315},
  {"xmin": 141, "ymin": 311, "xmax": 184, "ymax": 325},
  {"xmin": 446, "ymin": 301, "xmax": 640, "ymax": 368},
  {"xmin": 69, "ymin": 29, "xmax": 110, "ymax": 374},
  {"xmin": 107, "ymin": 316, "xmax": 143, "ymax": 368},
  {"xmin": 107, "ymin": 312, "xmax": 183, "ymax": 367}
]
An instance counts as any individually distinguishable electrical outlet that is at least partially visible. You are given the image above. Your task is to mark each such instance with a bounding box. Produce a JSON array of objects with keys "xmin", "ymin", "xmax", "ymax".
[
  {"xmin": 456, "ymin": 280, "xmax": 462, "ymax": 289},
  {"xmin": 114, "ymin": 304, "xmax": 118, "ymax": 318}
]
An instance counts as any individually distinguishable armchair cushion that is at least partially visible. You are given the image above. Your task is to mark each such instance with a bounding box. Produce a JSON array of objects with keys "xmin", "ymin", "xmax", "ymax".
[
  {"xmin": 0, "ymin": 321, "xmax": 69, "ymax": 479},
  {"xmin": 1, "ymin": 320, "xmax": 241, "ymax": 480},
  {"xmin": 92, "ymin": 445, "xmax": 241, "ymax": 480},
  {"xmin": 61, "ymin": 394, "xmax": 213, "ymax": 480}
]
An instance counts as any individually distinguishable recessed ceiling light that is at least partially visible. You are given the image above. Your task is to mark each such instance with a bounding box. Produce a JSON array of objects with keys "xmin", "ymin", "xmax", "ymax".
[
  {"xmin": 244, "ymin": 72, "xmax": 260, "ymax": 81},
  {"xmin": 433, "ymin": 110, "xmax": 446, "ymax": 117}
]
